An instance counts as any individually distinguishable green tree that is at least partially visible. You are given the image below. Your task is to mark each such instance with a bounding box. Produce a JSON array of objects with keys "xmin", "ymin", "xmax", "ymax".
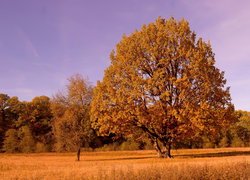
[
  {"xmin": 52, "ymin": 74, "xmax": 95, "ymax": 157},
  {"xmin": 0, "ymin": 94, "xmax": 22, "ymax": 150},
  {"xmin": 3, "ymin": 129, "xmax": 19, "ymax": 152},
  {"xmin": 0, "ymin": 94, "xmax": 11, "ymax": 149},
  {"xmin": 29, "ymin": 96, "xmax": 53, "ymax": 150},
  {"xmin": 12, "ymin": 96, "xmax": 54, "ymax": 152},
  {"xmin": 233, "ymin": 110, "xmax": 250, "ymax": 146},
  {"xmin": 19, "ymin": 125, "xmax": 35, "ymax": 153},
  {"xmin": 91, "ymin": 17, "xmax": 236, "ymax": 158}
]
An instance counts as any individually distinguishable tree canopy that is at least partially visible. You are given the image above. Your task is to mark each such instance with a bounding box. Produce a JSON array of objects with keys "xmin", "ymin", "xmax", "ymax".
[{"xmin": 91, "ymin": 17, "xmax": 236, "ymax": 158}]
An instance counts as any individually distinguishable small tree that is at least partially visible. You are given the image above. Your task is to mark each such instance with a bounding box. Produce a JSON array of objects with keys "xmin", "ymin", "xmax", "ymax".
[
  {"xmin": 0, "ymin": 94, "xmax": 23, "ymax": 151},
  {"xmin": 52, "ymin": 74, "xmax": 95, "ymax": 160},
  {"xmin": 3, "ymin": 129, "xmax": 19, "ymax": 153},
  {"xmin": 234, "ymin": 110, "xmax": 250, "ymax": 146},
  {"xmin": 91, "ymin": 17, "xmax": 236, "ymax": 158},
  {"xmin": 0, "ymin": 94, "xmax": 12, "ymax": 149},
  {"xmin": 19, "ymin": 126, "xmax": 35, "ymax": 153}
]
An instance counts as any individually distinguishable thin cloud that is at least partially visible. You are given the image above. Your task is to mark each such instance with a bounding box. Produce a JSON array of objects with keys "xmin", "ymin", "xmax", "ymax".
[{"xmin": 17, "ymin": 27, "xmax": 40, "ymax": 58}]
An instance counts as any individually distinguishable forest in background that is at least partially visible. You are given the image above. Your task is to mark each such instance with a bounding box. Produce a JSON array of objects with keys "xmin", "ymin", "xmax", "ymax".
[{"xmin": 0, "ymin": 74, "xmax": 249, "ymax": 153}]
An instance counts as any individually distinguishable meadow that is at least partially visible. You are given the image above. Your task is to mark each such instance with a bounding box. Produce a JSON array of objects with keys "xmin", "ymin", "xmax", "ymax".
[{"xmin": 0, "ymin": 148, "xmax": 249, "ymax": 180}]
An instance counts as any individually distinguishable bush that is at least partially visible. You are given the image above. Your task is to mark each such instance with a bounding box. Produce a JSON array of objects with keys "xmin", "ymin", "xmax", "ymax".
[
  {"xmin": 120, "ymin": 140, "xmax": 140, "ymax": 151},
  {"xmin": 97, "ymin": 142, "xmax": 120, "ymax": 151},
  {"xmin": 231, "ymin": 136, "xmax": 245, "ymax": 147}
]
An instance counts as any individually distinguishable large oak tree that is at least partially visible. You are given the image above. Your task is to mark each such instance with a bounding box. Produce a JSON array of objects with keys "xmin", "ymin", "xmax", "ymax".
[{"xmin": 91, "ymin": 18, "xmax": 236, "ymax": 158}]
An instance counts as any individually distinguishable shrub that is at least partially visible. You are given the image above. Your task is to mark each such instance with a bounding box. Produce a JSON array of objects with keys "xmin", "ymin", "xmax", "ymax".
[{"xmin": 120, "ymin": 140, "xmax": 140, "ymax": 151}]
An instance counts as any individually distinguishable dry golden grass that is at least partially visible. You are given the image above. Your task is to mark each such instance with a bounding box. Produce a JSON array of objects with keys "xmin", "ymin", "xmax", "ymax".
[{"xmin": 0, "ymin": 148, "xmax": 249, "ymax": 180}]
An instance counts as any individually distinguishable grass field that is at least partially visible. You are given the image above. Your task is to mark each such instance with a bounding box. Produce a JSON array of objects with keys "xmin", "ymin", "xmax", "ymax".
[{"xmin": 0, "ymin": 148, "xmax": 249, "ymax": 180}]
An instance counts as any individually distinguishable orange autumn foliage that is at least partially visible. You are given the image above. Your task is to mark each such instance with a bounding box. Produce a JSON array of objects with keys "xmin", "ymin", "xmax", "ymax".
[{"xmin": 91, "ymin": 17, "xmax": 236, "ymax": 157}]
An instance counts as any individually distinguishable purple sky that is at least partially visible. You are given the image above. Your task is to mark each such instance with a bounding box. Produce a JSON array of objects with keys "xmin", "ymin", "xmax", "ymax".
[{"xmin": 0, "ymin": 0, "xmax": 250, "ymax": 110}]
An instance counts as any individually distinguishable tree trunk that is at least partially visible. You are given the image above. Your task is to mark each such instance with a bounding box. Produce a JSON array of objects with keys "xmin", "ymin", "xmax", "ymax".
[
  {"xmin": 153, "ymin": 138, "xmax": 163, "ymax": 158},
  {"xmin": 164, "ymin": 143, "xmax": 173, "ymax": 158},
  {"xmin": 152, "ymin": 138, "xmax": 173, "ymax": 158},
  {"xmin": 154, "ymin": 138, "xmax": 163, "ymax": 157},
  {"xmin": 76, "ymin": 147, "xmax": 81, "ymax": 161},
  {"xmin": 160, "ymin": 140, "xmax": 173, "ymax": 158}
]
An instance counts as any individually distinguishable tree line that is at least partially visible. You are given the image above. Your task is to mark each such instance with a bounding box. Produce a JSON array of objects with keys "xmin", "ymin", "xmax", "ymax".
[
  {"xmin": 0, "ymin": 75, "xmax": 114, "ymax": 153},
  {"xmin": 0, "ymin": 18, "xmax": 249, "ymax": 156},
  {"xmin": 0, "ymin": 74, "xmax": 249, "ymax": 153}
]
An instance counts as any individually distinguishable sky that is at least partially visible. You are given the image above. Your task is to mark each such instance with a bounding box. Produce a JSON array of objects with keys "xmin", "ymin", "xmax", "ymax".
[{"xmin": 0, "ymin": 0, "xmax": 250, "ymax": 110}]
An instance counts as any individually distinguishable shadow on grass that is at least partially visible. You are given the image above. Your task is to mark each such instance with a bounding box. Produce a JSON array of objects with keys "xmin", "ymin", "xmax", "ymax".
[
  {"xmin": 84, "ymin": 150, "xmax": 250, "ymax": 161},
  {"xmin": 176, "ymin": 151, "xmax": 250, "ymax": 158},
  {"xmin": 85, "ymin": 156, "xmax": 155, "ymax": 161}
]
